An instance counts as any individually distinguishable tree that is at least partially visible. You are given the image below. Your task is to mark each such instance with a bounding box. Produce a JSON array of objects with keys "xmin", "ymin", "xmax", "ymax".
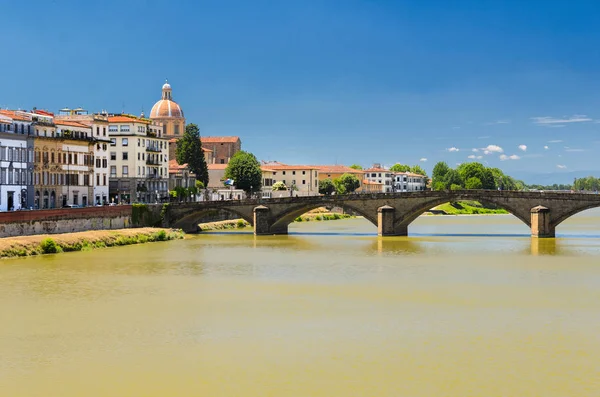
[
  {"xmin": 432, "ymin": 161, "xmax": 450, "ymax": 188},
  {"xmin": 458, "ymin": 162, "xmax": 494, "ymax": 189},
  {"xmin": 195, "ymin": 180, "xmax": 205, "ymax": 190},
  {"xmin": 272, "ymin": 181, "xmax": 287, "ymax": 191},
  {"xmin": 349, "ymin": 164, "xmax": 363, "ymax": 170},
  {"xmin": 444, "ymin": 169, "xmax": 463, "ymax": 189},
  {"xmin": 175, "ymin": 124, "xmax": 209, "ymax": 187},
  {"xmin": 224, "ymin": 151, "xmax": 263, "ymax": 194},
  {"xmin": 433, "ymin": 181, "xmax": 446, "ymax": 191},
  {"xmin": 450, "ymin": 183, "xmax": 462, "ymax": 191},
  {"xmin": 390, "ymin": 163, "xmax": 411, "ymax": 172},
  {"xmin": 319, "ymin": 178, "xmax": 336, "ymax": 195},
  {"xmin": 334, "ymin": 173, "xmax": 361, "ymax": 194},
  {"xmin": 465, "ymin": 176, "xmax": 483, "ymax": 190},
  {"xmin": 410, "ymin": 165, "xmax": 427, "ymax": 176}
]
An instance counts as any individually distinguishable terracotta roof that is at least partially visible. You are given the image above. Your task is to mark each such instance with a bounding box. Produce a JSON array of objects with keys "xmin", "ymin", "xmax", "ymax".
[
  {"xmin": 312, "ymin": 165, "xmax": 365, "ymax": 174},
  {"xmin": 0, "ymin": 110, "xmax": 30, "ymax": 122},
  {"xmin": 169, "ymin": 159, "xmax": 188, "ymax": 172},
  {"xmin": 363, "ymin": 167, "xmax": 388, "ymax": 172},
  {"xmin": 395, "ymin": 172, "xmax": 427, "ymax": 178},
  {"xmin": 201, "ymin": 136, "xmax": 240, "ymax": 143},
  {"xmin": 150, "ymin": 99, "xmax": 184, "ymax": 119},
  {"xmin": 260, "ymin": 163, "xmax": 318, "ymax": 170},
  {"xmin": 362, "ymin": 180, "xmax": 383, "ymax": 185},
  {"xmin": 55, "ymin": 120, "xmax": 91, "ymax": 129},
  {"xmin": 208, "ymin": 163, "xmax": 228, "ymax": 170},
  {"xmin": 108, "ymin": 115, "xmax": 150, "ymax": 124}
]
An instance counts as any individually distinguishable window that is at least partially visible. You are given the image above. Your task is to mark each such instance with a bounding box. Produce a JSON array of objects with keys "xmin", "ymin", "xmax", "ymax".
[
  {"xmin": 174, "ymin": 124, "xmax": 180, "ymax": 135},
  {"xmin": 137, "ymin": 139, "xmax": 140, "ymax": 147},
  {"xmin": 110, "ymin": 152, "xmax": 116, "ymax": 161},
  {"xmin": 220, "ymin": 159, "xmax": 225, "ymax": 164},
  {"xmin": 138, "ymin": 166, "xmax": 140, "ymax": 176},
  {"xmin": 103, "ymin": 127, "xmax": 106, "ymax": 136},
  {"xmin": 292, "ymin": 171, "xmax": 296, "ymax": 175},
  {"xmin": 103, "ymin": 174, "xmax": 107, "ymax": 185},
  {"xmin": 120, "ymin": 125, "xmax": 130, "ymax": 132},
  {"xmin": 283, "ymin": 171, "xmax": 286, "ymax": 175},
  {"xmin": 122, "ymin": 138, "xmax": 128, "ymax": 146},
  {"xmin": 110, "ymin": 138, "xmax": 116, "ymax": 146},
  {"xmin": 108, "ymin": 125, "xmax": 118, "ymax": 133},
  {"xmin": 122, "ymin": 165, "xmax": 128, "ymax": 176},
  {"xmin": 302, "ymin": 180, "xmax": 306, "ymax": 185},
  {"xmin": 137, "ymin": 153, "xmax": 140, "ymax": 160},
  {"xmin": 302, "ymin": 171, "xmax": 306, "ymax": 175},
  {"xmin": 96, "ymin": 127, "xmax": 99, "ymax": 136},
  {"xmin": 122, "ymin": 152, "xmax": 128, "ymax": 160},
  {"xmin": 110, "ymin": 166, "xmax": 116, "ymax": 177},
  {"xmin": 102, "ymin": 143, "xmax": 107, "ymax": 151}
]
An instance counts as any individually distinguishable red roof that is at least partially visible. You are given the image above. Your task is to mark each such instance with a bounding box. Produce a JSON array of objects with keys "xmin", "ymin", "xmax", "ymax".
[
  {"xmin": 108, "ymin": 115, "xmax": 150, "ymax": 124},
  {"xmin": 0, "ymin": 110, "xmax": 30, "ymax": 122},
  {"xmin": 55, "ymin": 119, "xmax": 91, "ymax": 129},
  {"xmin": 208, "ymin": 163, "xmax": 228, "ymax": 170},
  {"xmin": 312, "ymin": 165, "xmax": 365, "ymax": 174},
  {"xmin": 169, "ymin": 159, "xmax": 188, "ymax": 172},
  {"xmin": 201, "ymin": 136, "xmax": 240, "ymax": 143}
]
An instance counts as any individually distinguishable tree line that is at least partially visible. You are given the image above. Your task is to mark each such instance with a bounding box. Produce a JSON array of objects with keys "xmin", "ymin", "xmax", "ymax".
[{"xmin": 432, "ymin": 161, "xmax": 524, "ymax": 191}]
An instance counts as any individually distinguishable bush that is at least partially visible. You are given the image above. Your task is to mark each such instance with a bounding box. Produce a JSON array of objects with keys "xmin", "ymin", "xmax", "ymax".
[
  {"xmin": 40, "ymin": 238, "xmax": 61, "ymax": 254},
  {"xmin": 155, "ymin": 230, "xmax": 168, "ymax": 241},
  {"xmin": 236, "ymin": 219, "xmax": 247, "ymax": 228}
]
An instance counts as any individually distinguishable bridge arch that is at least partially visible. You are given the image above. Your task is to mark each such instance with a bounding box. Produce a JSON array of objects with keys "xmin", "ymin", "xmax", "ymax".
[
  {"xmin": 171, "ymin": 206, "xmax": 255, "ymax": 233},
  {"xmin": 551, "ymin": 202, "xmax": 600, "ymax": 228},
  {"xmin": 269, "ymin": 201, "xmax": 378, "ymax": 232},
  {"xmin": 392, "ymin": 193, "xmax": 532, "ymax": 233}
]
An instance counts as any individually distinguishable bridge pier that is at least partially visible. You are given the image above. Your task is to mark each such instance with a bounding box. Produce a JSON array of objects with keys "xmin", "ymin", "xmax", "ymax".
[
  {"xmin": 253, "ymin": 205, "xmax": 271, "ymax": 235},
  {"xmin": 378, "ymin": 205, "xmax": 399, "ymax": 236},
  {"xmin": 531, "ymin": 205, "xmax": 555, "ymax": 238}
]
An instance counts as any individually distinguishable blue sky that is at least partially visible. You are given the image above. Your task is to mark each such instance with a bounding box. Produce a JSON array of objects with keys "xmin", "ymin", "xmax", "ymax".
[{"xmin": 3, "ymin": 0, "xmax": 600, "ymax": 181}]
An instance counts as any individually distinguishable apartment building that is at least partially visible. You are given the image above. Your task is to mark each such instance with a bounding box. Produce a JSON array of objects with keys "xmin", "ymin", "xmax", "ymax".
[
  {"xmin": 393, "ymin": 172, "xmax": 428, "ymax": 192},
  {"xmin": 0, "ymin": 112, "xmax": 33, "ymax": 210},
  {"xmin": 107, "ymin": 115, "xmax": 169, "ymax": 203},
  {"xmin": 260, "ymin": 161, "xmax": 319, "ymax": 198},
  {"xmin": 363, "ymin": 164, "xmax": 394, "ymax": 193}
]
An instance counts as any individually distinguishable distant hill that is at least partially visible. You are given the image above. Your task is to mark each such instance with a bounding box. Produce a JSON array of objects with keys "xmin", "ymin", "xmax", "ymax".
[{"xmin": 512, "ymin": 170, "xmax": 600, "ymax": 186}]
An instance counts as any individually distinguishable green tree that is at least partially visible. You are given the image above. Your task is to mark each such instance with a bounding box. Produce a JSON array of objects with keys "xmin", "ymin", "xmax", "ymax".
[
  {"xmin": 458, "ymin": 162, "xmax": 494, "ymax": 189},
  {"xmin": 465, "ymin": 176, "xmax": 483, "ymax": 190},
  {"xmin": 272, "ymin": 181, "xmax": 287, "ymax": 191},
  {"xmin": 349, "ymin": 164, "xmax": 363, "ymax": 170},
  {"xmin": 175, "ymin": 124, "xmax": 209, "ymax": 187},
  {"xmin": 432, "ymin": 161, "xmax": 450, "ymax": 188},
  {"xmin": 444, "ymin": 169, "xmax": 463, "ymax": 189},
  {"xmin": 224, "ymin": 151, "xmax": 263, "ymax": 194},
  {"xmin": 319, "ymin": 178, "xmax": 336, "ymax": 195},
  {"xmin": 410, "ymin": 165, "xmax": 427, "ymax": 176},
  {"xmin": 334, "ymin": 173, "xmax": 361, "ymax": 194},
  {"xmin": 433, "ymin": 181, "xmax": 447, "ymax": 191},
  {"xmin": 390, "ymin": 163, "xmax": 411, "ymax": 172},
  {"xmin": 450, "ymin": 183, "xmax": 462, "ymax": 191},
  {"xmin": 195, "ymin": 180, "xmax": 205, "ymax": 190}
]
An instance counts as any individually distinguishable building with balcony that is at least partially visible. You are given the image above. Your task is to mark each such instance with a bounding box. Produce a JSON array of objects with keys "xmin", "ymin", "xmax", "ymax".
[
  {"xmin": 0, "ymin": 111, "xmax": 34, "ymax": 210},
  {"xmin": 107, "ymin": 114, "xmax": 168, "ymax": 203},
  {"xmin": 56, "ymin": 109, "xmax": 111, "ymax": 205}
]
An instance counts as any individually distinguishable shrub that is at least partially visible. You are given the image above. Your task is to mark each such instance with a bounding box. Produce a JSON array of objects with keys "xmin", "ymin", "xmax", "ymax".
[
  {"xmin": 40, "ymin": 238, "xmax": 61, "ymax": 254},
  {"xmin": 236, "ymin": 219, "xmax": 247, "ymax": 228},
  {"xmin": 155, "ymin": 230, "xmax": 168, "ymax": 241}
]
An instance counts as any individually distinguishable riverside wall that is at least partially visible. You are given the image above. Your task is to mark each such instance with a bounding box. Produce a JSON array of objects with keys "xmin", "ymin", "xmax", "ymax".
[{"xmin": 0, "ymin": 206, "xmax": 136, "ymax": 238}]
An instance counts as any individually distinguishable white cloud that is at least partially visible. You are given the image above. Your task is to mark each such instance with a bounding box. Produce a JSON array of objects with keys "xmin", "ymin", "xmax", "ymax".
[
  {"xmin": 485, "ymin": 120, "xmax": 510, "ymax": 125},
  {"xmin": 472, "ymin": 148, "xmax": 479, "ymax": 152},
  {"xmin": 532, "ymin": 115, "xmax": 592, "ymax": 126},
  {"xmin": 518, "ymin": 144, "xmax": 527, "ymax": 152},
  {"xmin": 548, "ymin": 139, "xmax": 563, "ymax": 143},
  {"xmin": 499, "ymin": 154, "xmax": 520, "ymax": 161},
  {"xmin": 557, "ymin": 164, "xmax": 567, "ymax": 169},
  {"xmin": 447, "ymin": 147, "xmax": 460, "ymax": 152},
  {"xmin": 468, "ymin": 155, "xmax": 483, "ymax": 159},
  {"xmin": 565, "ymin": 148, "xmax": 585, "ymax": 152},
  {"xmin": 483, "ymin": 144, "xmax": 503, "ymax": 154},
  {"xmin": 419, "ymin": 157, "xmax": 428, "ymax": 162},
  {"xmin": 544, "ymin": 145, "xmax": 549, "ymax": 150}
]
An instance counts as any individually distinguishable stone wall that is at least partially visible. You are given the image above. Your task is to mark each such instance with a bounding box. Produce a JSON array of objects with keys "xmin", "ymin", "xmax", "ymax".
[{"xmin": 0, "ymin": 206, "xmax": 134, "ymax": 238}]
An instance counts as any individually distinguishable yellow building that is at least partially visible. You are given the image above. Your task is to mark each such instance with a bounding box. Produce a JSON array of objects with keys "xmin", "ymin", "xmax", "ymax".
[
  {"xmin": 260, "ymin": 162, "xmax": 319, "ymax": 198},
  {"xmin": 149, "ymin": 80, "xmax": 186, "ymax": 139}
]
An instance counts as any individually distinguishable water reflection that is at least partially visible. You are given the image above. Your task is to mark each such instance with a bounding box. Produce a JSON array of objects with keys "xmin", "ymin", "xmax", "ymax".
[
  {"xmin": 374, "ymin": 237, "xmax": 423, "ymax": 255},
  {"xmin": 530, "ymin": 238, "xmax": 557, "ymax": 256}
]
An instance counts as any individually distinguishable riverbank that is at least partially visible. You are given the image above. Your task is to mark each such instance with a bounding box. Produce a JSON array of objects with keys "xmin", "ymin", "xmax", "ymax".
[
  {"xmin": 430, "ymin": 201, "xmax": 509, "ymax": 215},
  {"xmin": 199, "ymin": 210, "xmax": 354, "ymax": 231},
  {"xmin": 0, "ymin": 228, "xmax": 184, "ymax": 258}
]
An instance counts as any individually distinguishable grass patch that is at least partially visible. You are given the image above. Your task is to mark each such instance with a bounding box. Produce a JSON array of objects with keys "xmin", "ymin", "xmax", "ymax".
[
  {"xmin": 432, "ymin": 201, "xmax": 509, "ymax": 215},
  {"xmin": 0, "ymin": 228, "xmax": 185, "ymax": 258}
]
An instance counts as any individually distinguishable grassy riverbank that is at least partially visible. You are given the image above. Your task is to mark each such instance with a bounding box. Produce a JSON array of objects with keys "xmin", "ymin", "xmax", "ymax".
[
  {"xmin": 198, "ymin": 209, "xmax": 354, "ymax": 231},
  {"xmin": 431, "ymin": 201, "xmax": 509, "ymax": 215},
  {"xmin": 0, "ymin": 228, "xmax": 184, "ymax": 258}
]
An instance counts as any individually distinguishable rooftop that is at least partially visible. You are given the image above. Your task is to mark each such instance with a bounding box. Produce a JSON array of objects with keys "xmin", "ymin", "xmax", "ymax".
[
  {"xmin": 208, "ymin": 163, "xmax": 228, "ymax": 170},
  {"xmin": 55, "ymin": 119, "xmax": 91, "ymax": 129},
  {"xmin": 312, "ymin": 165, "xmax": 365, "ymax": 174},
  {"xmin": 201, "ymin": 136, "xmax": 240, "ymax": 143}
]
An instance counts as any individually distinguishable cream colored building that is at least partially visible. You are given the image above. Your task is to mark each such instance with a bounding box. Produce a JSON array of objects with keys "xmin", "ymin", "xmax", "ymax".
[
  {"xmin": 260, "ymin": 162, "xmax": 319, "ymax": 198},
  {"xmin": 149, "ymin": 80, "xmax": 185, "ymax": 138},
  {"xmin": 107, "ymin": 115, "xmax": 169, "ymax": 203}
]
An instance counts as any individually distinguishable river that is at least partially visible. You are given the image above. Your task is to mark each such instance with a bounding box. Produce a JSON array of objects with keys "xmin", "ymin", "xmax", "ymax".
[{"xmin": 2, "ymin": 210, "xmax": 600, "ymax": 396}]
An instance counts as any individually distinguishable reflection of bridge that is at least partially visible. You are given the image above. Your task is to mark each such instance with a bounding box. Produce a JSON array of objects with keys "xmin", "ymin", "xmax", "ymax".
[{"xmin": 166, "ymin": 190, "xmax": 600, "ymax": 238}]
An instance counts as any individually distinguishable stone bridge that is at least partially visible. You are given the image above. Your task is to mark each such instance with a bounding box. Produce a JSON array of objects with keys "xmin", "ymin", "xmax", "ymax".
[{"xmin": 165, "ymin": 190, "xmax": 600, "ymax": 238}]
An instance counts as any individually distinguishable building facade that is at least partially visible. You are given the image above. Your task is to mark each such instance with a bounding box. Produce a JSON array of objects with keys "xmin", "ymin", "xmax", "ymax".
[
  {"xmin": 0, "ymin": 113, "xmax": 32, "ymax": 211},
  {"xmin": 393, "ymin": 172, "xmax": 428, "ymax": 192},
  {"xmin": 363, "ymin": 164, "xmax": 394, "ymax": 193},
  {"xmin": 260, "ymin": 162, "xmax": 319, "ymax": 198},
  {"xmin": 202, "ymin": 136, "xmax": 241, "ymax": 164},
  {"xmin": 107, "ymin": 115, "xmax": 169, "ymax": 203}
]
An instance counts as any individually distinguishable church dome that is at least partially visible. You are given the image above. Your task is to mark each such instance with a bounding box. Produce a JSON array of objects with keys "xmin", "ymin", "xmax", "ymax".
[{"xmin": 150, "ymin": 80, "xmax": 184, "ymax": 119}]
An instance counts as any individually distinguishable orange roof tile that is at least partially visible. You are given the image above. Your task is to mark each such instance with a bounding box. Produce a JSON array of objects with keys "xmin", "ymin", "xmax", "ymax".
[
  {"xmin": 169, "ymin": 159, "xmax": 189, "ymax": 172},
  {"xmin": 208, "ymin": 163, "xmax": 228, "ymax": 170},
  {"xmin": 312, "ymin": 165, "xmax": 365, "ymax": 174},
  {"xmin": 55, "ymin": 119, "xmax": 91, "ymax": 129},
  {"xmin": 260, "ymin": 164, "xmax": 318, "ymax": 171},
  {"xmin": 201, "ymin": 136, "xmax": 240, "ymax": 143},
  {"xmin": 0, "ymin": 110, "xmax": 30, "ymax": 122},
  {"xmin": 108, "ymin": 115, "xmax": 150, "ymax": 124}
]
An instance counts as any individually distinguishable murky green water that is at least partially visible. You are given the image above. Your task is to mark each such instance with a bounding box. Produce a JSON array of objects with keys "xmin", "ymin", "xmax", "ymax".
[{"xmin": 2, "ymin": 211, "xmax": 600, "ymax": 396}]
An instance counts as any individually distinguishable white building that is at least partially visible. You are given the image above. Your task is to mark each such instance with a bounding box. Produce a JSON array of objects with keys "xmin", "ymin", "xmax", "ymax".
[
  {"xmin": 363, "ymin": 164, "xmax": 394, "ymax": 193},
  {"xmin": 393, "ymin": 172, "xmax": 428, "ymax": 192},
  {"xmin": 260, "ymin": 162, "xmax": 320, "ymax": 198},
  {"xmin": 0, "ymin": 113, "xmax": 31, "ymax": 211}
]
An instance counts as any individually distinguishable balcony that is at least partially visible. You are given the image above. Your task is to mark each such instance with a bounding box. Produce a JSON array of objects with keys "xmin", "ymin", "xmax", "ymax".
[
  {"xmin": 146, "ymin": 146, "xmax": 161, "ymax": 153},
  {"xmin": 146, "ymin": 158, "xmax": 160, "ymax": 166},
  {"xmin": 147, "ymin": 174, "xmax": 160, "ymax": 179}
]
